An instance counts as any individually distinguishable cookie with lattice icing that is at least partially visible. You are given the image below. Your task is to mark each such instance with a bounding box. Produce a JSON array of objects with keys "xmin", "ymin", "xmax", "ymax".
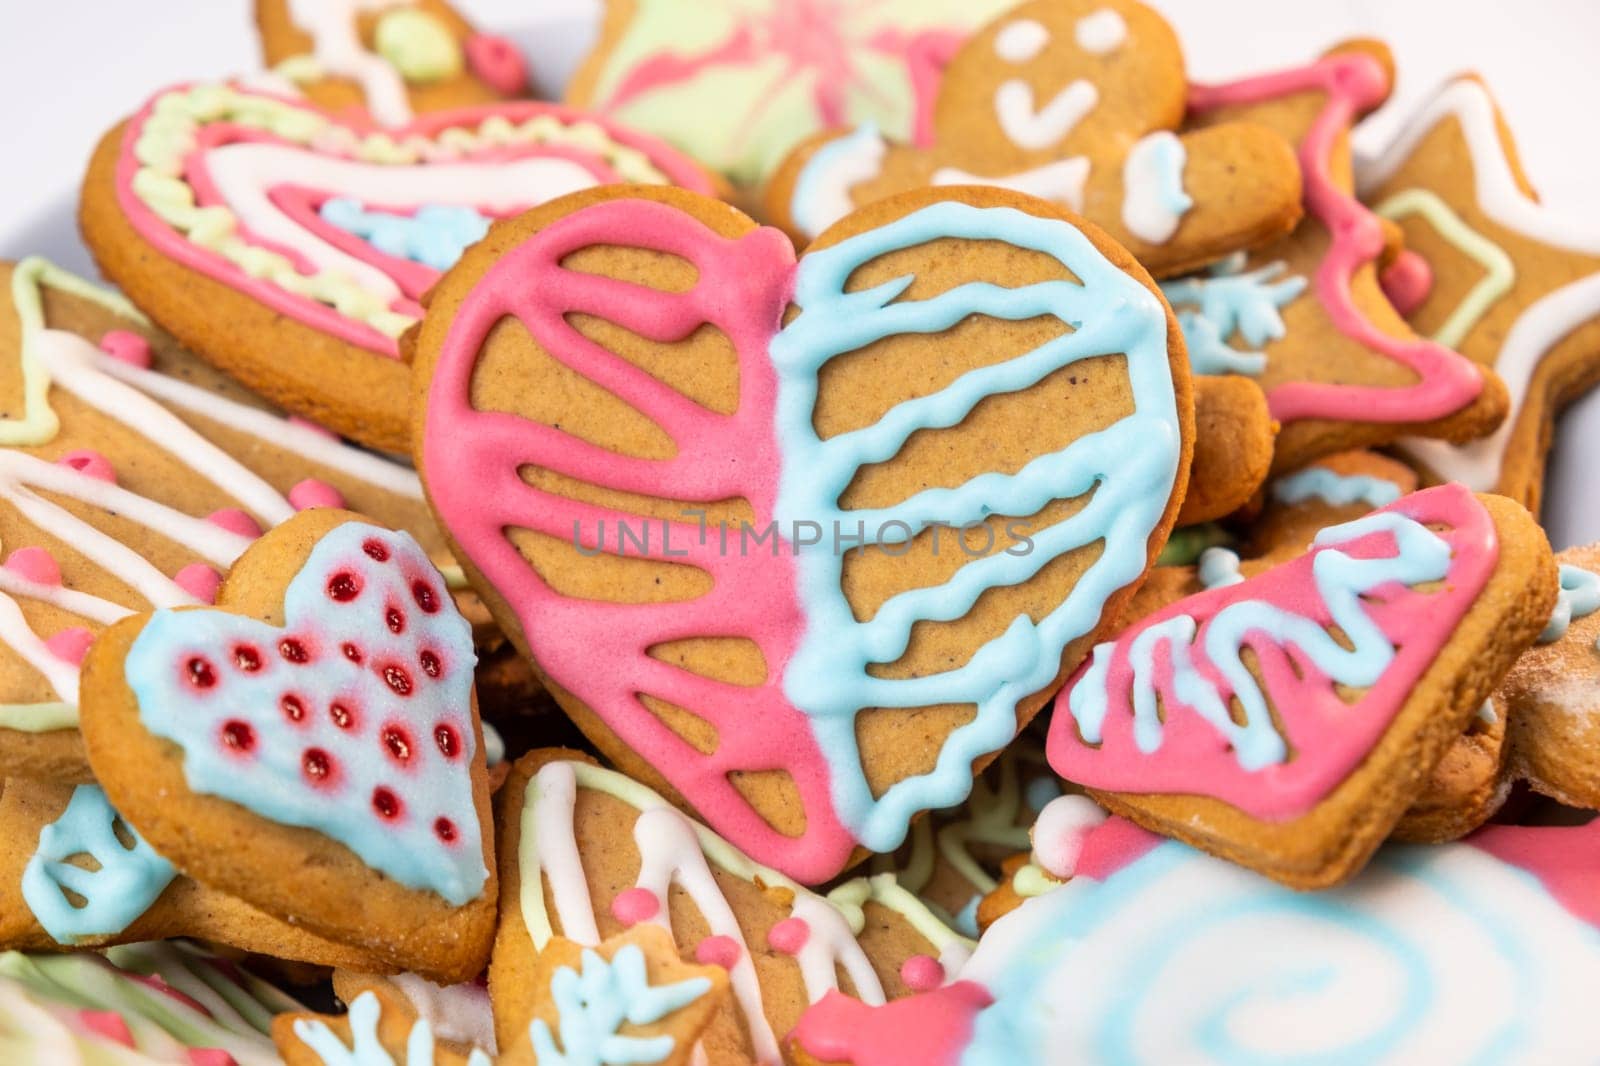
[
  {"xmin": 79, "ymin": 510, "xmax": 496, "ymax": 981},
  {"xmin": 255, "ymin": 0, "xmax": 530, "ymax": 125},
  {"xmin": 770, "ymin": 0, "xmax": 1303, "ymax": 278},
  {"xmin": 79, "ymin": 79, "xmax": 719, "ymax": 452},
  {"xmin": 1046, "ymin": 484, "xmax": 1554, "ymax": 888},
  {"xmin": 411, "ymin": 183, "xmax": 1193, "ymax": 883},
  {"xmin": 1358, "ymin": 76, "xmax": 1600, "ymax": 511}
]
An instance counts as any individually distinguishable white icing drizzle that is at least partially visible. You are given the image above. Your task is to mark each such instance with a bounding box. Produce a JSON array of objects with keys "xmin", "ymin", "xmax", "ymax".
[
  {"xmin": 1075, "ymin": 9, "xmax": 1128, "ymax": 53},
  {"xmin": 933, "ymin": 158, "xmax": 1091, "ymax": 210},
  {"xmin": 284, "ymin": 0, "xmax": 413, "ymax": 126},
  {"xmin": 993, "ymin": 19, "xmax": 1049, "ymax": 64},
  {"xmin": 995, "ymin": 78, "xmax": 1099, "ymax": 151},
  {"xmin": 0, "ymin": 562, "xmax": 130, "ymax": 716}
]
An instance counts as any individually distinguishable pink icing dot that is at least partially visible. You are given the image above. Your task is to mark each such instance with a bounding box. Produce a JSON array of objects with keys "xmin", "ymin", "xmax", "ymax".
[
  {"xmin": 465, "ymin": 33, "xmax": 528, "ymax": 95},
  {"xmin": 768, "ymin": 917, "xmax": 809, "ymax": 956},
  {"xmin": 694, "ymin": 935, "xmax": 741, "ymax": 970},
  {"xmin": 98, "ymin": 330, "xmax": 153, "ymax": 368},
  {"xmin": 57, "ymin": 449, "xmax": 116, "ymax": 484},
  {"xmin": 187, "ymin": 1050, "xmax": 239, "ymax": 1066},
  {"xmin": 899, "ymin": 954, "xmax": 945, "ymax": 993},
  {"xmin": 207, "ymin": 509, "xmax": 264, "ymax": 539},
  {"xmin": 287, "ymin": 415, "xmax": 339, "ymax": 441},
  {"xmin": 126, "ymin": 973, "xmax": 209, "ymax": 1016},
  {"xmin": 1380, "ymin": 248, "xmax": 1434, "ymax": 318},
  {"xmin": 78, "ymin": 1009, "xmax": 135, "ymax": 1048},
  {"xmin": 610, "ymin": 887, "xmax": 660, "ymax": 927},
  {"xmin": 5, "ymin": 547, "xmax": 62, "ymax": 586},
  {"xmin": 289, "ymin": 478, "xmax": 346, "ymax": 511},
  {"xmin": 175, "ymin": 563, "xmax": 224, "ymax": 604},
  {"xmin": 44, "ymin": 627, "xmax": 94, "ymax": 667}
]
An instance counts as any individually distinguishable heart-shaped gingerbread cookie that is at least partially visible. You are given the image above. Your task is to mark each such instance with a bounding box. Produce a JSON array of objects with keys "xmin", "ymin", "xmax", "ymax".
[
  {"xmin": 413, "ymin": 184, "xmax": 1192, "ymax": 882},
  {"xmin": 79, "ymin": 509, "xmax": 496, "ymax": 981}
]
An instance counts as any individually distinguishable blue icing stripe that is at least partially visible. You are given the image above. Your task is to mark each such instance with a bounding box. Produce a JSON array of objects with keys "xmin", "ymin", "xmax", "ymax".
[
  {"xmin": 1539, "ymin": 563, "xmax": 1600, "ymax": 643},
  {"xmin": 1069, "ymin": 510, "xmax": 1452, "ymax": 769},
  {"xmin": 1272, "ymin": 466, "xmax": 1403, "ymax": 510},
  {"xmin": 21, "ymin": 784, "xmax": 175, "ymax": 945},
  {"xmin": 320, "ymin": 198, "xmax": 491, "ymax": 272},
  {"xmin": 1196, "ymin": 546, "xmax": 1244, "ymax": 590},
  {"xmin": 529, "ymin": 943, "xmax": 712, "ymax": 1066},
  {"xmin": 125, "ymin": 523, "xmax": 486, "ymax": 906},
  {"xmin": 1160, "ymin": 258, "xmax": 1305, "ymax": 377},
  {"xmin": 295, "ymin": 990, "xmax": 492, "ymax": 1066},
  {"xmin": 770, "ymin": 201, "xmax": 1181, "ymax": 852},
  {"xmin": 790, "ymin": 123, "xmax": 885, "ymax": 239}
]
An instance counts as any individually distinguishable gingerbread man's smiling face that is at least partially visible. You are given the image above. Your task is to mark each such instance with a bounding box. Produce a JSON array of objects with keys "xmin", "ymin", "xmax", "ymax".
[{"xmin": 934, "ymin": 0, "xmax": 1185, "ymax": 167}]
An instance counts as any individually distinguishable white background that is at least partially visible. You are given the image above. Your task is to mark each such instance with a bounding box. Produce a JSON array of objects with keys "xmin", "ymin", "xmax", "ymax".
[{"xmin": 2, "ymin": 0, "xmax": 1597, "ymax": 542}]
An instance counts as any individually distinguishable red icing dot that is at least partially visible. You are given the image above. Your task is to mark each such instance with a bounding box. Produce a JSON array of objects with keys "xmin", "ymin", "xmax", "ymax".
[
  {"xmin": 434, "ymin": 817, "xmax": 457, "ymax": 843},
  {"xmin": 386, "ymin": 606, "xmax": 406, "ymax": 634},
  {"xmin": 330, "ymin": 702, "xmax": 356, "ymax": 730},
  {"xmin": 383, "ymin": 664, "xmax": 413, "ymax": 696},
  {"xmin": 327, "ymin": 572, "xmax": 361, "ymax": 602},
  {"xmin": 900, "ymin": 954, "xmax": 945, "ymax": 992},
  {"xmin": 768, "ymin": 917, "xmax": 809, "ymax": 955},
  {"xmin": 363, "ymin": 539, "xmax": 389, "ymax": 561},
  {"xmin": 419, "ymin": 650, "xmax": 441, "ymax": 678},
  {"xmin": 303, "ymin": 747, "xmax": 333, "ymax": 783},
  {"xmin": 411, "ymin": 580, "xmax": 438, "ymax": 613},
  {"xmin": 383, "ymin": 725, "xmax": 413, "ymax": 763},
  {"xmin": 186, "ymin": 657, "xmax": 216, "ymax": 689},
  {"xmin": 695, "ymin": 935, "xmax": 741, "ymax": 970},
  {"xmin": 342, "ymin": 642, "xmax": 364, "ymax": 664},
  {"xmin": 281, "ymin": 694, "xmax": 306, "ymax": 723},
  {"xmin": 233, "ymin": 645, "xmax": 262, "ymax": 672},
  {"xmin": 221, "ymin": 720, "xmax": 254, "ymax": 753},
  {"xmin": 372, "ymin": 787, "xmax": 402, "ymax": 820},
  {"xmin": 279, "ymin": 638, "xmax": 310, "ymax": 663},
  {"xmin": 434, "ymin": 724, "xmax": 460, "ymax": 758}
]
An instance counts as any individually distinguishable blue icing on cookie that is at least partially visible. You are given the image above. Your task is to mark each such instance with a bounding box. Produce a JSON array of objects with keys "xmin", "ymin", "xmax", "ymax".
[
  {"xmin": 770, "ymin": 202, "xmax": 1182, "ymax": 851},
  {"xmin": 1272, "ymin": 466, "xmax": 1403, "ymax": 510},
  {"xmin": 295, "ymin": 990, "xmax": 492, "ymax": 1066},
  {"xmin": 1540, "ymin": 564, "xmax": 1600, "ymax": 644},
  {"xmin": 528, "ymin": 943, "xmax": 712, "ymax": 1066},
  {"xmin": 21, "ymin": 785, "xmax": 175, "ymax": 945},
  {"xmin": 1160, "ymin": 258, "xmax": 1306, "ymax": 377},
  {"xmin": 320, "ymin": 198, "xmax": 491, "ymax": 272},
  {"xmin": 1196, "ymin": 546, "xmax": 1244, "ymax": 590}
]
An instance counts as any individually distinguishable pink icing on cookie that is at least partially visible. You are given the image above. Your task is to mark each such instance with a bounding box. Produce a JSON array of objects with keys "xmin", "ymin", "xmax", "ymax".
[
  {"xmin": 900, "ymin": 954, "xmax": 945, "ymax": 992},
  {"xmin": 1380, "ymin": 247, "xmax": 1434, "ymax": 317},
  {"xmin": 895, "ymin": 29, "xmax": 963, "ymax": 148},
  {"xmin": 77, "ymin": 1009, "xmax": 135, "ymax": 1048},
  {"xmin": 289, "ymin": 478, "xmax": 347, "ymax": 511},
  {"xmin": 420, "ymin": 196, "xmax": 853, "ymax": 882},
  {"xmin": 1074, "ymin": 817, "xmax": 1163, "ymax": 881},
  {"xmin": 57, "ymin": 449, "xmax": 116, "ymax": 484},
  {"xmin": 791, "ymin": 982, "xmax": 993, "ymax": 1066},
  {"xmin": 175, "ymin": 563, "xmax": 225, "ymax": 604},
  {"xmin": 207, "ymin": 509, "xmax": 265, "ymax": 539},
  {"xmin": 1467, "ymin": 819, "xmax": 1600, "ymax": 929},
  {"xmin": 186, "ymin": 1051, "xmax": 239, "ymax": 1066},
  {"xmin": 287, "ymin": 415, "xmax": 340, "ymax": 440},
  {"xmin": 98, "ymin": 329, "xmax": 153, "ymax": 368},
  {"xmin": 768, "ymin": 916, "xmax": 810, "ymax": 955},
  {"xmin": 1188, "ymin": 53, "xmax": 1483, "ymax": 424},
  {"xmin": 610, "ymin": 886, "xmax": 660, "ymax": 926},
  {"xmin": 465, "ymin": 34, "xmax": 528, "ymax": 96},
  {"xmin": 44, "ymin": 627, "xmax": 94, "ymax": 667},
  {"xmin": 694, "ymin": 934, "xmax": 742, "ymax": 970},
  {"xmin": 1047, "ymin": 485, "xmax": 1499, "ymax": 819},
  {"xmin": 5, "ymin": 547, "xmax": 62, "ymax": 587}
]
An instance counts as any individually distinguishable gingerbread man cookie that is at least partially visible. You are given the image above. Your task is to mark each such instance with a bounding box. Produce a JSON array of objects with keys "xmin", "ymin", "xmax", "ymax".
[
  {"xmin": 770, "ymin": 0, "xmax": 1304, "ymax": 278},
  {"xmin": 79, "ymin": 80, "xmax": 720, "ymax": 451},
  {"xmin": 1171, "ymin": 42, "xmax": 1509, "ymax": 475},
  {"xmin": 1046, "ymin": 484, "xmax": 1555, "ymax": 888},
  {"xmin": 412, "ymin": 184, "xmax": 1192, "ymax": 882},
  {"xmin": 1359, "ymin": 76, "xmax": 1600, "ymax": 511}
]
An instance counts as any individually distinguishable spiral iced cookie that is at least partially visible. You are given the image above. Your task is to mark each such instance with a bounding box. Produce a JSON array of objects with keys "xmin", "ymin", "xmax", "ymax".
[
  {"xmin": 793, "ymin": 814, "xmax": 1600, "ymax": 1065},
  {"xmin": 1046, "ymin": 484, "xmax": 1556, "ymax": 887},
  {"xmin": 0, "ymin": 257, "xmax": 467, "ymax": 783},
  {"xmin": 255, "ymin": 0, "xmax": 530, "ymax": 124},
  {"xmin": 1170, "ymin": 42, "xmax": 1508, "ymax": 474},
  {"xmin": 79, "ymin": 80, "xmax": 719, "ymax": 451},
  {"xmin": 1359, "ymin": 77, "xmax": 1600, "ymax": 511},
  {"xmin": 491, "ymin": 752, "xmax": 972, "ymax": 1066},
  {"xmin": 79, "ymin": 511, "xmax": 497, "ymax": 982},
  {"xmin": 770, "ymin": 0, "xmax": 1304, "ymax": 277}
]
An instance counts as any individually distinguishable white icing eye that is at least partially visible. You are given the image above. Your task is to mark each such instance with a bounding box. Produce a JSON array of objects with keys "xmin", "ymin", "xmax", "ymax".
[
  {"xmin": 1075, "ymin": 8, "xmax": 1129, "ymax": 54},
  {"xmin": 375, "ymin": 8, "xmax": 464, "ymax": 84},
  {"xmin": 994, "ymin": 19, "xmax": 1050, "ymax": 64}
]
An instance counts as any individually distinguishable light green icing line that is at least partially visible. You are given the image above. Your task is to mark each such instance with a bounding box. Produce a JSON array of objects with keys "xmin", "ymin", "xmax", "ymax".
[
  {"xmin": 0, "ymin": 701, "xmax": 78, "ymax": 732},
  {"xmin": 374, "ymin": 9, "xmax": 463, "ymax": 84},
  {"xmin": 934, "ymin": 756, "xmax": 1032, "ymax": 897},
  {"xmin": 857, "ymin": 873, "xmax": 975, "ymax": 956},
  {"xmin": 1375, "ymin": 187, "xmax": 1516, "ymax": 349},
  {"xmin": 4, "ymin": 257, "xmax": 148, "ymax": 447},
  {"xmin": 130, "ymin": 85, "xmax": 677, "ymax": 341},
  {"xmin": 1010, "ymin": 861, "xmax": 1061, "ymax": 899}
]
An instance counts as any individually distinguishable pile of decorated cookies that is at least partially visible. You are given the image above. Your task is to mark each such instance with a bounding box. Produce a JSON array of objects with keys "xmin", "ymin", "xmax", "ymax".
[{"xmin": 4, "ymin": 0, "xmax": 1600, "ymax": 1061}]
